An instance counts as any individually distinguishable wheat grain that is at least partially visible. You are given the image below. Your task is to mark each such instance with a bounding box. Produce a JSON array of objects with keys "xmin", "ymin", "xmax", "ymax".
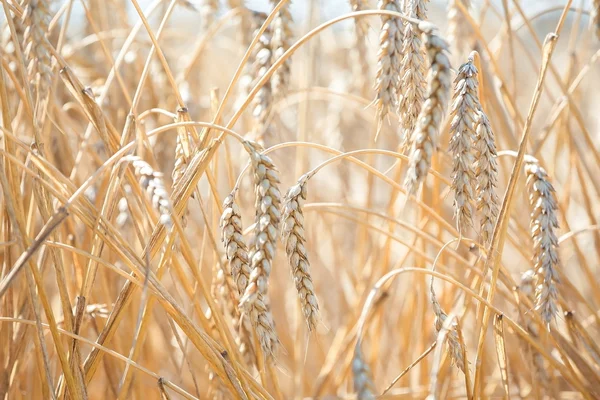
[
  {"xmin": 22, "ymin": 0, "xmax": 52, "ymax": 111},
  {"xmin": 404, "ymin": 25, "xmax": 452, "ymax": 195},
  {"xmin": 281, "ymin": 175, "xmax": 319, "ymax": 331},
  {"xmin": 131, "ymin": 158, "xmax": 173, "ymax": 228},
  {"xmin": 449, "ymin": 57, "xmax": 479, "ymax": 233},
  {"xmin": 524, "ymin": 157, "xmax": 561, "ymax": 326},
  {"xmin": 374, "ymin": 0, "xmax": 403, "ymax": 123},
  {"xmin": 474, "ymin": 111, "xmax": 499, "ymax": 246},
  {"xmin": 269, "ymin": 0, "xmax": 293, "ymax": 100},
  {"xmin": 239, "ymin": 140, "xmax": 281, "ymax": 310},
  {"xmin": 352, "ymin": 345, "xmax": 376, "ymax": 400},
  {"xmin": 398, "ymin": 0, "xmax": 427, "ymax": 150}
]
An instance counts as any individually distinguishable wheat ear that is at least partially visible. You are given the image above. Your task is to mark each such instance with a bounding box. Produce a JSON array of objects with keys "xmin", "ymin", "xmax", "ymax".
[
  {"xmin": 239, "ymin": 140, "xmax": 282, "ymax": 309},
  {"xmin": 404, "ymin": 25, "xmax": 452, "ymax": 195},
  {"xmin": 449, "ymin": 57, "xmax": 479, "ymax": 233},
  {"xmin": 281, "ymin": 175, "xmax": 320, "ymax": 331},
  {"xmin": 269, "ymin": 0, "xmax": 293, "ymax": 100},
  {"xmin": 131, "ymin": 158, "xmax": 173, "ymax": 228},
  {"xmin": 249, "ymin": 12, "xmax": 274, "ymax": 146},
  {"xmin": 474, "ymin": 111, "xmax": 499, "ymax": 246},
  {"xmin": 22, "ymin": 0, "xmax": 52, "ymax": 111},
  {"xmin": 219, "ymin": 187, "xmax": 279, "ymax": 358},
  {"xmin": 524, "ymin": 157, "xmax": 561, "ymax": 326},
  {"xmin": 447, "ymin": 0, "xmax": 473, "ymax": 56},
  {"xmin": 374, "ymin": 0, "xmax": 403, "ymax": 124},
  {"xmin": 220, "ymin": 189, "xmax": 252, "ymax": 295},
  {"xmin": 352, "ymin": 344, "xmax": 377, "ymax": 400},
  {"xmin": 398, "ymin": 0, "xmax": 428, "ymax": 150},
  {"xmin": 430, "ymin": 277, "xmax": 466, "ymax": 372},
  {"xmin": 518, "ymin": 270, "xmax": 550, "ymax": 388}
]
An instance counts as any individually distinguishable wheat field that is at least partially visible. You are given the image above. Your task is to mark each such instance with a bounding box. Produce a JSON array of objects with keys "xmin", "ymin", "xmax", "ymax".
[{"xmin": 0, "ymin": 0, "xmax": 599, "ymax": 399}]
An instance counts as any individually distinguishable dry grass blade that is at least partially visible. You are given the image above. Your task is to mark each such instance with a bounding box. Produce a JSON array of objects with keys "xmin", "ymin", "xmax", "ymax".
[
  {"xmin": 524, "ymin": 156, "xmax": 561, "ymax": 326},
  {"xmin": 404, "ymin": 24, "xmax": 452, "ymax": 195},
  {"xmin": 281, "ymin": 174, "xmax": 319, "ymax": 331},
  {"xmin": 449, "ymin": 56, "xmax": 479, "ymax": 233}
]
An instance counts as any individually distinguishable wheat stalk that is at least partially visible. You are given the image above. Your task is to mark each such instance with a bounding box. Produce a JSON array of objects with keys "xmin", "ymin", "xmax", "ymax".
[
  {"xmin": 281, "ymin": 174, "xmax": 320, "ymax": 331},
  {"xmin": 374, "ymin": 0, "xmax": 403, "ymax": 124},
  {"xmin": 269, "ymin": 0, "xmax": 293, "ymax": 100},
  {"xmin": 22, "ymin": 0, "xmax": 52, "ymax": 111},
  {"xmin": 449, "ymin": 57, "xmax": 479, "ymax": 233},
  {"xmin": 200, "ymin": 0, "xmax": 219, "ymax": 31},
  {"xmin": 474, "ymin": 111, "xmax": 499, "ymax": 246},
  {"xmin": 352, "ymin": 344, "xmax": 377, "ymax": 400},
  {"xmin": 239, "ymin": 140, "xmax": 282, "ymax": 310},
  {"xmin": 524, "ymin": 157, "xmax": 561, "ymax": 326},
  {"xmin": 404, "ymin": 25, "xmax": 452, "ymax": 195},
  {"xmin": 398, "ymin": 0, "xmax": 427, "ymax": 149}
]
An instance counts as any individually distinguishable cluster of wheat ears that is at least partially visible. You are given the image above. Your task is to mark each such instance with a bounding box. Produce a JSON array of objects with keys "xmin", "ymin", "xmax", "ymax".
[{"xmin": 0, "ymin": 0, "xmax": 600, "ymax": 398}]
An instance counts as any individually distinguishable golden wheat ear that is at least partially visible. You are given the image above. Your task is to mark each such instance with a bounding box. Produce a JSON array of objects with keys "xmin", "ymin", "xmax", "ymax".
[
  {"xmin": 524, "ymin": 157, "xmax": 561, "ymax": 327},
  {"xmin": 281, "ymin": 175, "xmax": 320, "ymax": 331},
  {"xmin": 404, "ymin": 25, "xmax": 452, "ymax": 195}
]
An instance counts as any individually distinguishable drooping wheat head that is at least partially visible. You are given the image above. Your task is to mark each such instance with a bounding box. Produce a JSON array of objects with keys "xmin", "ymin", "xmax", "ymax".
[
  {"xmin": 249, "ymin": 12, "xmax": 274, "ymax": 146},
  {"xmin": 518, "ymin": 270, "xmax": 550, "ymax": 388},
  {"xmin": 22, "ymin": 0, "xmax": 52, "ymax": 112},
  {"xmin": 404, "ymin": 24, "xmax": 452, "ymax": 195},
  {"xmin": 430, "ymin": 277, "xmax": 466, "ymax": 372},
  {"xmin": 524, "ymin": 157, "xmax": 561, "ymax": 326},
  {"xmin": 352, "ymin": 344, "xmax": 377, "ymax": 400},
  {"xmin": 281, "ymin": 174, "xmax": 319, "ymax": 331},
  {"xmin": 374, "ymin": 0, "xmax": 403, "ymax": 124},
  {"xmin": 269, "ymin": 0, "xmax": 293, "ymax": 100},
  {"xmin": 220, "ymin": 188, "xmax": 252, "ymax": 295},
  {"xmin": 220, "ymin": 186, "xmax": 279, "ymax": 358},
  {"xmin": 131, "ymin": 157, "xmax": 173, "ymax": 228},
  {"xmin": 473, "ymin": 111, "xmax": 499, "ymax": 246},
  {"xmin": 447, "ymin": 0, "xmax": 473, "ymax": 56},
  {"xmin": 449, "ymin": 57, "xmax": 479, "ymax": 233},
  {"xmin": 239, "ymin": 140, "xmax": 282, "ymax": 309},
  {"xmin": 398, "ymin": 0, "xmax": 427, "ymax": 150}
]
